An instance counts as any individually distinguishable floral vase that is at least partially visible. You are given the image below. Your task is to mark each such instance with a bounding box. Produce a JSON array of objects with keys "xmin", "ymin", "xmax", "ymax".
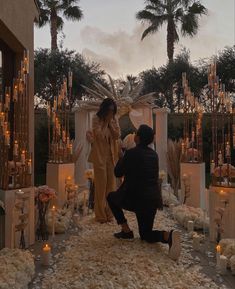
[{"xmin": 36, "ymin": 200, "xmax": 49, "ymax": 241}]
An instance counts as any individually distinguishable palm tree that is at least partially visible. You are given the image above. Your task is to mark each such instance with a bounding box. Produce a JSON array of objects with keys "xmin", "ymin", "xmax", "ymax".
[
  {"xmin": 136, "ymin": 0, "xmax": 207, "ymax": 62},
  {"xmin": 37, "ymin": 0, "xmax": 83, "ymax": 50}
]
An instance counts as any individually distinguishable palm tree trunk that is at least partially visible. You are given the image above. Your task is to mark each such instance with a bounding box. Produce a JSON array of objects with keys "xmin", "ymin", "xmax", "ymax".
[
  {"xmin": 50, "ymin": 10, "xmax": 58, "ymax": 51},
  {"xmin": 167, "ymin": 18, "xmax": 175, "ymax": 63}
]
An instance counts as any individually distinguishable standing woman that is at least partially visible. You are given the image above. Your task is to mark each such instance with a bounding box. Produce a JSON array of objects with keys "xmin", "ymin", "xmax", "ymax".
[{"xmin": 87, "ymin": 98, "xmax": 121, "ymax": 223}]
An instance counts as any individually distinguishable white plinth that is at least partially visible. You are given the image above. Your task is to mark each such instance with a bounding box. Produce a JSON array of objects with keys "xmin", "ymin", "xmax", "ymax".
[
  {"xmin": 0, "ymin": 187, "xmax": 35, "ymax": 248},
  {"xmin": 180, "ymin": 162, "xmax": 205, "ymax": 208},
  {"xmin": 46, "ymin": 163, "xmax": 75, "ymax": 207},
  {"xmin": 209, "ymin": 186, "xmax": 235, "ymax": 241}
]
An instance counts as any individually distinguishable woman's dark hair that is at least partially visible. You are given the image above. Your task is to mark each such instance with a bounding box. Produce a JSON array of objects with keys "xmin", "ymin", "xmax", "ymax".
[{"xmin": 97, "ymin": 98, "xmax": 117, "ymax": 120}]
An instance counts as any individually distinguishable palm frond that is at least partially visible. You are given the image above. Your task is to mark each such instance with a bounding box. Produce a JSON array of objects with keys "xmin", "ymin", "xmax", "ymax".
[
  {"xmin": 188, "ymin": 2, "xmax": 207, "ymax": 15},
  {"xmin": 37, "ymin": 7, "xmax": 50, "ymax": 27},
  {"xmin": 93, "ymin": 81, "xmax": 115, "ymax": 99},
  {"xmin": 181, "ymin": 13, "xmax": 198, "ymax": 36},
  {"xmin": 63, "ymin": 5, "xmax": 83, "ymax": 21},
  {"xmin": 108, "ymin": 75, "xmax": 117, "ymax": 98},
  {"xmin": 136, "ymin": 10, "xmax": 157, "ymax": 22},
  {"xmin": 81, "ymin": 85, "xmax": 106, "ymax": 100},
  {"xmin": 141, "ymin": 24, "xmax": 159, "ymax": 40},
  {"xmin": 57, "ymin": 16, "xmax": 64, "ymax": 30},
  {"xmin": 129, "ymin": 82, "xmax": 144, "ymax": 100},
  {"xmin": 121, "ymin": 82, "xmax": 131, "ymax": 99}
]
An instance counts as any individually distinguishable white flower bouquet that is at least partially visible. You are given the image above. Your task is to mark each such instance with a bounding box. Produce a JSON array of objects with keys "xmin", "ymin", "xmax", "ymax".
[{"xmin": 0, "ymin": 248, "xmax": 35, "ymax": 289}]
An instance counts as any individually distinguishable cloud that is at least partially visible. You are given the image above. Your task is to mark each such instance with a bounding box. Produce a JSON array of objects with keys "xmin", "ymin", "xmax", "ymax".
[
  {"xmin": 80, "ymin": 25, "xmax": 167, "ymax": 77},
  {"xmin": 80, "ymin": 17, "xmax": 233, "ymax": 78}
]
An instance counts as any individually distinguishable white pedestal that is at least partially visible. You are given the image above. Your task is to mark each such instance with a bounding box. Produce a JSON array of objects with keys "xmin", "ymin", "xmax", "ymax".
[
  {"xmin": 46, "ymin": 163, "xmax": 75, "ymax": 207},
  {"xmin": 0, "ymin": 187, "xmax": 35, "ymax": 248},
  {"xmin": 209, "ymin": 186, "xmax": 235, "ymax": 241},
  {"xmin": 180, "ymin": 162, "xmax": 205, "ymax": 208}
]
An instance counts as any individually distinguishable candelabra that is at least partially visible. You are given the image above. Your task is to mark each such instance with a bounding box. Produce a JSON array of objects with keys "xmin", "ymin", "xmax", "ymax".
[
  {"xmin": 181, "ymin": 72, "xmax": 203, "ymax": 163},
  {"xmin": 206, "ymin": 60, "xmax": 235, "ymax": 187},
  {"xmin": 0, "ymin": 51, "xmax": 32, "ymax": 190},
  {"xmin": 47, "ymin": 72, "xmax": 74, "ymax": 163}
]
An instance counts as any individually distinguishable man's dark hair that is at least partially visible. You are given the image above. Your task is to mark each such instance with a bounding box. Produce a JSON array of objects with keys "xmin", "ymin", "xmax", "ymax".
[{"xmin": 137, "ymin": 124, "xmax": 155, "ymax": 146}]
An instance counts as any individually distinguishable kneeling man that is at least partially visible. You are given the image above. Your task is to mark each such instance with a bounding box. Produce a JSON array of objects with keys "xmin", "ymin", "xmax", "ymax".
[{"xmin": 107, "ymin": 125, "xmax": 181, "ymax": 261}]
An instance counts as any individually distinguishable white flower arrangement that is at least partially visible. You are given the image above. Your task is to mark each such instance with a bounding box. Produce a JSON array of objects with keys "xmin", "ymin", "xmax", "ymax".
[
  {"xmin": 219, "ymin": 239, "xmax": 235, "ymax": 271},
  {"xmin": 172, "ymin": 205, "xmax": 209, "ymax": 230},
  {"xmin": 84, "ymin": 169, "xmax": 94, "ymax": 180},
  {"xmin": 161, "ymin": 185, "xmax": 179, "ymax": 206},
  {"xmin": 0, "ymin": 248, "xmax": 34, "ymax": 289},
  {"xmin": 47, "ymin": 208, "xmax": 72, "ymax": 234}
]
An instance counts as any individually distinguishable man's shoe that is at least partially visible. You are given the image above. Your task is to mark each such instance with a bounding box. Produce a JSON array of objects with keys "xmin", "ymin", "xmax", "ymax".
[
  {"xmin": 168, "ymin": 230, "xmax": 181, "ymax": 261},
  {"xmin": 114, "ymin": 230, "xmax": 134, "ymax": 240}
]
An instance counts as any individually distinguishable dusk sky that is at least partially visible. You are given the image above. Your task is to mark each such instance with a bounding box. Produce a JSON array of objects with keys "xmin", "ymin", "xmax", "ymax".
[{"xmin": 34, "ymin": 0, "xmax": 235, "ymax": 78}]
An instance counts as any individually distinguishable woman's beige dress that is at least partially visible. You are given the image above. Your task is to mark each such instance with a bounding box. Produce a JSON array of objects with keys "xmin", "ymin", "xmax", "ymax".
[{"xmin": 88, "ymin": 115, "xmax": 120, "ymax": 222}]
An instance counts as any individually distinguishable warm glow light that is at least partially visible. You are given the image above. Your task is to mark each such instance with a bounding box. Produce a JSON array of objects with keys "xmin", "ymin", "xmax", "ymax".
[
  {"xmin": 43, "ymin": 243, "xmax": 50, "ymax": 250},
  {"xmin": 216, "ymin": 245, "xmax": 221, "ymax": 253}
]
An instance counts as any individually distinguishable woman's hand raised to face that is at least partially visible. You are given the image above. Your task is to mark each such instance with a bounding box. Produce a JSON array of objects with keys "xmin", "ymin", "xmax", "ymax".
[{"xmin": 86, "ymin": 130, "xmax": 94, "ymax": 143}]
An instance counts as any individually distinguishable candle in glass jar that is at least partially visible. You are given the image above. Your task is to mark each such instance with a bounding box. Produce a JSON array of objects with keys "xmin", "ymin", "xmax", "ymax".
[
  {"xmin": 225, "ymin": 142, "xmax": 230, "ymax": 158},
  {"xmin": 210, "ymin": 160, "xmax": 215, "ymax": 174},
  {"xmin": 21, "ymin": 150, "xmax": 26, "ymax": 165},
  {"xmin": 218, "ymin": 151, "xmax": 223, "ymax": 166},
  {"xmin": 191, "ymin": 130, "xmax": 195, "ymax": 142},
  {"xmin": 42, "ymin": 244, "xmax": 51, "ymax": 266},
  {"xmin": 5, "ymin": 131, "xmax": 10, "ymax": 145},
  {"xmin": 51, "ymin": 206, "xmax": 56, "ymax": 239},
  {"xmin": 14, "ymin": 141, "xmax": 18, "ymax": 156},
  {"xmin": 69, "ymin": 144, "xmax": 73, "ymax": 155},
  {"xmin": 28, "ymin": 159, "xmax": 32, "ymax": 174}
]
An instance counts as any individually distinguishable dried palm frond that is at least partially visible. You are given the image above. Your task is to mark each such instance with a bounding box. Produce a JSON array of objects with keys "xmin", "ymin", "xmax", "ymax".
[
  {"xmin": 79, "ymin": 75, "xmax": 155, "ymax": 117},
  {"xmin": 166, "ymin": 139, "xmax": 182, "ymax": 197}
]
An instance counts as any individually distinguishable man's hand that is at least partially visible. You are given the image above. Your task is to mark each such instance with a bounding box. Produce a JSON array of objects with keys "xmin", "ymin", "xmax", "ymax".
[{"xmin": 118, "ymin": 147, "xmax": 125, "ymax": 159}]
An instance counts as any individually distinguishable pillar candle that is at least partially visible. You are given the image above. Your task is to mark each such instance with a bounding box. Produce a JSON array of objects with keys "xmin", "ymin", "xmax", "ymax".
[
  {"xmin": 5, "ymin": 131, "xmax": 10, "ymax": 146},
  {"xmin": 225, "ymin": 142, "xmax": 230, "ymax": 158},
  {"xmin": 210, "ymin": 160, "xmax": 215, "ymax": 174},
  {"xmin": 14, "ymin": 141, "xmax": 18, "ymax": 156},
  {"xmin": 21, "ymin": 150, "xmax": 26, "ymax": 165},
  {"xmin": 187, "ymin": 220, "xmax": 194, "ymax": 232},
  {"xmin": 216, "ymin": 245, "xmax": 221, "ymax": 266},
  {"xmin": 218, "ymin": 151, "xmax": 223, "ymax": 166},
  {"xmin": 28, "ymin": 159, "xmax": 32, "ymax": 174},
  {"xmin": 42, "ymin": 244, "xmax": 51, "ymax": 266},
  {"xmin": 51, "ymin": 206, "xmax": 56, "ymax": 239},
  {"xmin": 218, "ymin": 255, "xmax": 228, "ymax": 275}
]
